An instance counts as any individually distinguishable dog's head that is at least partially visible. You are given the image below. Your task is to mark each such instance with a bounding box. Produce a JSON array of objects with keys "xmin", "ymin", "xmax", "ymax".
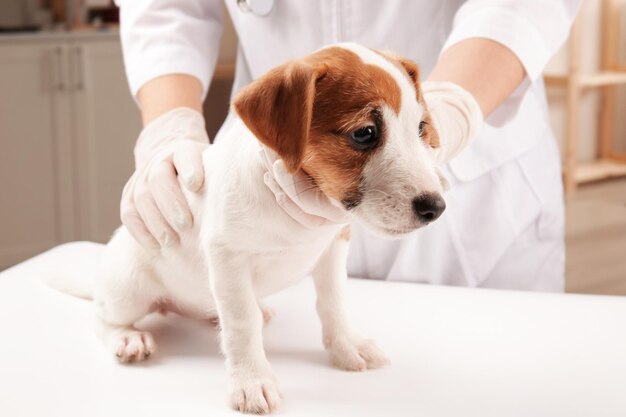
[{"xmin": 233, "ymin": 43, "xmax": 446, "ymax": 237}]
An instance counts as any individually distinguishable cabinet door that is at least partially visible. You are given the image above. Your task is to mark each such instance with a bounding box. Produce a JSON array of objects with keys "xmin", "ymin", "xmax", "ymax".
[
  {"xmin": 0, "ymin": 42, "xmax": 75, "ymax": 269},
  {"xmin": 70, "ymin": 39, "xmax": 141, "ymax": 242}
]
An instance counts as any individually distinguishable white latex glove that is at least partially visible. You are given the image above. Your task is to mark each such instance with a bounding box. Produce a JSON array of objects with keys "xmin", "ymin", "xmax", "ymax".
[
  {"xmin": 121, "ymin": 107, "xmax": 209, "ymax": 249},
  {"xmin": 260, "ymin": 147, "xmax": 350, "ymax": 229},
  {"xmin": 421, "ymin": 81, "xmax": 484, "ymax": 163}
]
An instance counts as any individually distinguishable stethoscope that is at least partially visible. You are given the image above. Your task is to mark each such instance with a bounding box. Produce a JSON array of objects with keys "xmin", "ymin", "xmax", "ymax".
[{"xmin": 237, "ymin": 0, "xmax": 274, "ymax": 16}]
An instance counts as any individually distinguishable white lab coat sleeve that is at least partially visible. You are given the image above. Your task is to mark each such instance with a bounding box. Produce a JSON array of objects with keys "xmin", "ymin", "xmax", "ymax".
[
  {"xmin": 114, "ymin": 0, "xmax": 223, "ymax": 100},
  {"xmin": 442, "ymin": 0, "xmax": 583, "ymax": 81}
]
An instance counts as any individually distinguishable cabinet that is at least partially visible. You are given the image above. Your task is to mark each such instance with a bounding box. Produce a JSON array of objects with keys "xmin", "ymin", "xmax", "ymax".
[
  {"xmin": 70, "ymin": 40, "xmax": 141, "ymax": 242},
  {"xmin": 0, "ymin": 32, "xmax": 141, "ymax": 269}
]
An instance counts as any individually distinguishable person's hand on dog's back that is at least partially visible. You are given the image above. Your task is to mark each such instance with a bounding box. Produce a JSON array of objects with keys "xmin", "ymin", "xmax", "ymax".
[{"xmin": 120, "ymin": 107, "xmax": 209, "ymax": 249}]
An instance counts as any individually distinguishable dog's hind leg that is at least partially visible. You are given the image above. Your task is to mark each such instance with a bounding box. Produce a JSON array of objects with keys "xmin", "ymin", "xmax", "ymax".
[
  {"xmin": 94, "ymin": 260, "xmax": 161, "ymax": 363},
  {"xmin": 96, "ymin": 319, "xmax": 157, "ymax": 363}
]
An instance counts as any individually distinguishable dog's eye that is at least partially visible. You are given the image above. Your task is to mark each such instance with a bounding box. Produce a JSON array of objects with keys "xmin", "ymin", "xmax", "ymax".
[
  {"xmin": 418, "ymin": 121, "xmax": 427, "ymax": 138},
  {"xmin": 350, "ymin": 125, "xmax": 378, "ymax": 150}
]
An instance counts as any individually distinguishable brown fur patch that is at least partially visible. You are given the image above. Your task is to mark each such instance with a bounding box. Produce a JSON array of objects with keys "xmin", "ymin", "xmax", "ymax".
[
  {"xmin": 373, "ymin": 50, "xmax": 440, "ymax": 148},
  {"xmin": 337, "ymin": 225, "xmax": 351, "ymax": 241}
]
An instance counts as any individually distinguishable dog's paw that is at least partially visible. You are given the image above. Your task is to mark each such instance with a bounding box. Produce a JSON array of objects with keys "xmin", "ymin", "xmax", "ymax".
[
  {"xmin": 326, "ymin": 336, "xmax": 390, "ymax": 371},
  {"xmin": 229, "ymin": 373, "xmax": 282, "ymax": 414},
  {"xmin": 111, "ymin": 329, "xmax": 156, "ymax": 363}
]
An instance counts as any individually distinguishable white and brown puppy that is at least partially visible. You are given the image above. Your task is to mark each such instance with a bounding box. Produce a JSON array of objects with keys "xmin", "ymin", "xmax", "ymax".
[{"xmin": 46, "ymin": 43, "xmax": 446, "ymax": 414}]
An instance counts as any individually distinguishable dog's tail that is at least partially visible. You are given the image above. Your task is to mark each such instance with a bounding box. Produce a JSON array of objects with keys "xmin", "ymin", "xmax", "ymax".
[
  {"xmin": 42, "ymin": 266, "xmax": 94, "ymax": 299},
  {"xmin": 39, "ymin": 242, "xmax": 101, "ymax": 300}
]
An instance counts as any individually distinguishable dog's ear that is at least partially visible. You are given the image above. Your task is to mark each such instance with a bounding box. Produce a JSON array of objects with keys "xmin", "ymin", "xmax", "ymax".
[
  {"xmin": 398, "ymin": 58, "xmax": 440, "ymax": 148},
  {"xmin": 233, "ymin": 60, "xmax": 322, "ymax": 173},
  {"xmin": 398, "ymin": 57, "xmax": 429, "ymax": 105},
  {"xmin": 398, "ymin": 57, "xmax": 420, "ymax": 87}
]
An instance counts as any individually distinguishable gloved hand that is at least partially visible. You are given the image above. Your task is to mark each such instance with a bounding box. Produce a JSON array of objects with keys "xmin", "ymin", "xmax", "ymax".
[
  {"xmin": 120, "ymin": 107, "xmax": 209, "ymax": 249},
  {"xmin": 260, "ymin": 147, "xmax": 350, "ymax": 229},
  {"xmin": 421, "ymin": 81, "xmax": 484, "ymax": 163}
]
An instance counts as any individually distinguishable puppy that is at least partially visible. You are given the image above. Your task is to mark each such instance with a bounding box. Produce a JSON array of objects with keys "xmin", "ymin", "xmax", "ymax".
[{"xmin": 46, "ymin": 43, "xmax": 446, "ymax": 414}]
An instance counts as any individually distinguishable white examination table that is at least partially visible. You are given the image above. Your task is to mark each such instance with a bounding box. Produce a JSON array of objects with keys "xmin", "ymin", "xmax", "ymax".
[{"xmin": 1, "ymin": 242, "xmax": 625, "ymax": 417}]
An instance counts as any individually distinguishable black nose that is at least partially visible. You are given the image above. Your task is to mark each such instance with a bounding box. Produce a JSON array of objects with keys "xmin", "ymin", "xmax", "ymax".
[{"xmin": 412, "ymin": 193, "xmax": 446, "ymax": 223}]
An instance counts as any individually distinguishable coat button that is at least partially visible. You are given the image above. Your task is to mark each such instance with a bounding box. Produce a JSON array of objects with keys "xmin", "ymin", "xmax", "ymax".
[{"xmin": 237, "ymin": 0, "xmax": 274, "ymax": 16}]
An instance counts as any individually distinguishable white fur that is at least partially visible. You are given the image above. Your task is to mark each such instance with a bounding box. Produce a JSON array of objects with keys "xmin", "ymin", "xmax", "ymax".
[{"xmin": 46, "ymin": 43, "xmax": 444, "ymax": 414}]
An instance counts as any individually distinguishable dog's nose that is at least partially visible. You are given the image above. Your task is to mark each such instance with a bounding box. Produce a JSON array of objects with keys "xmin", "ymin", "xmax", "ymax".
[{"xmin": 412, "ymin": 193, "xmax": 446, "ymax": 223}]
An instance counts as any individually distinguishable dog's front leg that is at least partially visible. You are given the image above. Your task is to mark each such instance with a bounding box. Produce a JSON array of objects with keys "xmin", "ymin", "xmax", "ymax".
[
  {"xmin": 312, "ymin": 227, "xmax": 390, "ymax": 371},
  {"xmin": 207, "ymin": 246, "xmax": 282, "ymax": 414}
]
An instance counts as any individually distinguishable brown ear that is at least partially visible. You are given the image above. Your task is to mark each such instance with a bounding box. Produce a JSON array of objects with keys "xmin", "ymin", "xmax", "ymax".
[
  {"xmin": 398, "ymin": 57, "xmax": 420, "ymax": 87},
  {"xmin": 398, "ymin": 57, "xmax": 428, "ymax": 104},
  {"xmin": 233, "ymin": 60, "xmax": 320, "ymax": 172},
  {"xmin": 398, "ymin": 58, "xmax": 440, "ymax": 148}
]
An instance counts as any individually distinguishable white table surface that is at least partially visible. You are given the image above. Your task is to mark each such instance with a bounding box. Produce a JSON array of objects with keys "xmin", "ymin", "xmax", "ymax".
[{"xmin": 1, "ymin": 242, "xmax": 625, "ymax": 417}]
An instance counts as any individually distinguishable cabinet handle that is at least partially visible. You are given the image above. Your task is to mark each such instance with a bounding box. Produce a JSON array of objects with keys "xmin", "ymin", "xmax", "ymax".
[
  {"xmin": 55, "ymin": 46, "xmax": 65, "ymax": 91},
  {"xmin": 74, "ymin": 46, "xmax": 84, "ymax": 91}
]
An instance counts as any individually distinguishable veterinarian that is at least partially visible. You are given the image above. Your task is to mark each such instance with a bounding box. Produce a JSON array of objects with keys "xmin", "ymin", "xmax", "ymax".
[{"xmin": 116, "ymin": 0, "xmax": 582, "ymax": 292}]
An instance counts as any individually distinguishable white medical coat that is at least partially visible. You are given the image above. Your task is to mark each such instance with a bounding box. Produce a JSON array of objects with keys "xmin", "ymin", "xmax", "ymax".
[{"xmin": 116, "ymin": 0, "xmax": 583, "ymax": 291}]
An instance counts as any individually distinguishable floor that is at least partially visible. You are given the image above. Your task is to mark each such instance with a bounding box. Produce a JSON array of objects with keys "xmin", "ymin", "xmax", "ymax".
[{"xmin": 565, "ymin": 178, "xmax": 626, "ymax": 295}]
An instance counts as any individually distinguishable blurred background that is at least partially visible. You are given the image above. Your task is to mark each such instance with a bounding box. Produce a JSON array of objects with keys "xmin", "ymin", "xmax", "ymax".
[{"xmin": 1, "ymin": 0, "xmax": 625, "ymax": 294}]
